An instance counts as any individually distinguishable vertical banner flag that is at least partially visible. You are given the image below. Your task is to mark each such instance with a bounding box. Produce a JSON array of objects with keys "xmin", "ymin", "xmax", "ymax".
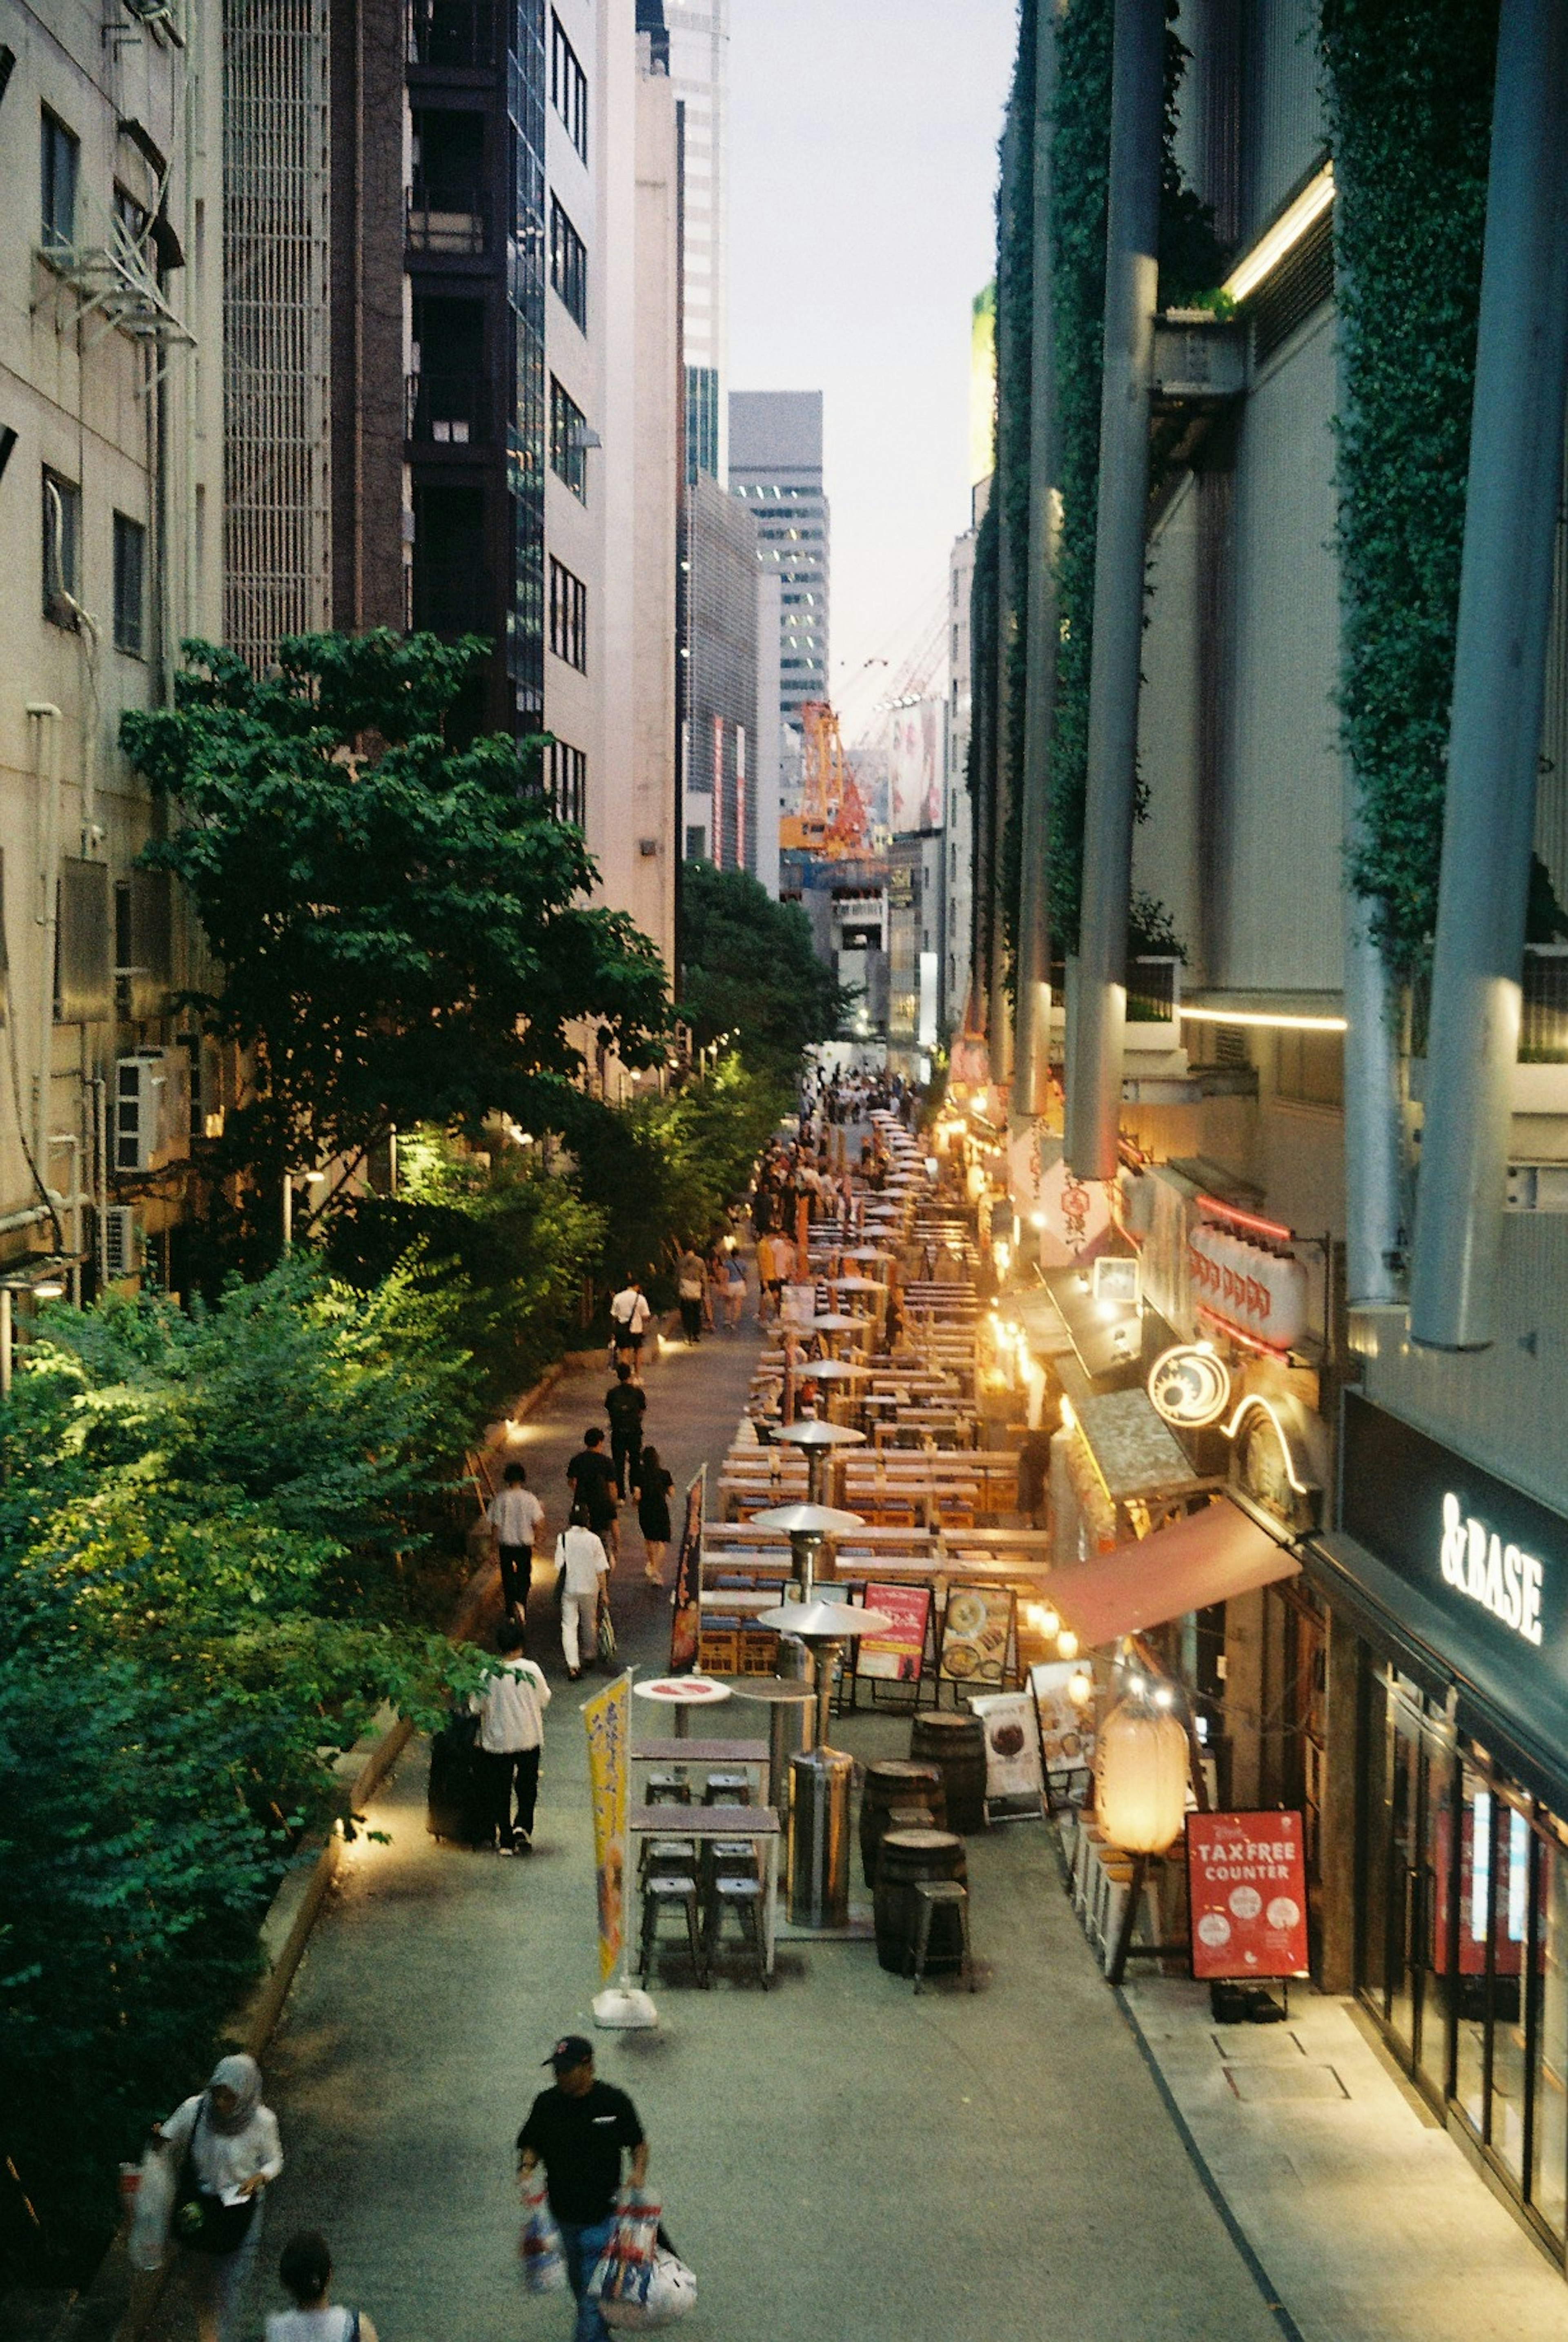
[
  {"xmin": 668, "ymin": 1464, "xmax": 706, "ymax": 1671},
  {"xmin": 582, "ymin": 1671, "xmax": 632, "ymax": 1983}
]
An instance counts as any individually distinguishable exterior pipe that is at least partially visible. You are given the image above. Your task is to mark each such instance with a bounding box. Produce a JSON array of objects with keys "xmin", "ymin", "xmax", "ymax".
[
  {"xmin": 1063, "ymin": 0, "xmax": 1163, "ymax": 1180},
  {"xmin": 27, "ymin": 705, "xmax": 62, "ymax": 1233},
  {"xmin": 1013, "ymin": 0, "xmax": 1060, "ymax": 1122},
  {"xmin": 1408, "ymin": 0, "xmax": 1568, "ymax": 1351}
]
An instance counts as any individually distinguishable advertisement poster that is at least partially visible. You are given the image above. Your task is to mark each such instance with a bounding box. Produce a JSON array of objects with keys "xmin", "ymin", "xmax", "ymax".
[
  {"xmin": 1030, "ymin": 1660, "xmax": 1095, "ymax": 1796},
  {"xmin": 1186, "ymin": 1809, "xmax": 1310, "ymax": 1981},
  {"xmin": 854, "ymin": 1582, "xmax": 931, "ymax": 1683},
  {"xmin": 889, "ymin": 698, "xmax": 943, "ymax": 835},
  {"xmin": 970, "ymin": 1689, "xmax": 1045, "ymax": 1804},
  {"xmin": 667, "ymin": 1465, "xmax": 706, "ymax": 1671},
  {"xmin": 939, "ymin": 1584, "xmax": 1016, "ymax": 1688},
  {"xmin": 581, "ymin": 1672, "xmax": 631, "ymax": 1983}
]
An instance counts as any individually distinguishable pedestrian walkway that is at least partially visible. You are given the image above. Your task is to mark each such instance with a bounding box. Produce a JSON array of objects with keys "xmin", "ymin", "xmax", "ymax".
[
  {"xmin": 143, "ymin": 1320, "xmax": 1287, "ymax": 2342},
  {"xmin": 1120, "ymin": 1970, "xmax": 1568, "ymax": 2342}
]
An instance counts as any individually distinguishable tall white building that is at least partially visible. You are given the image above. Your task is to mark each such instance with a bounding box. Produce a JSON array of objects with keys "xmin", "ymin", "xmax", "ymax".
[
  {"xmin": 729, "ymin": 388, "xmax": 830, "ymax": 736},
  {"xmin": 663, "ymin": 0, "xmax": 727, "ymax": 478}
]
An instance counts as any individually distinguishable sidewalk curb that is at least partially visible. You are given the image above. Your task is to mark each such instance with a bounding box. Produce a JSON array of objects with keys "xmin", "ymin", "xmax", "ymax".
[{"xmin": 90, "ymin": 1368, "xmax": 561, "ymax": 2342}]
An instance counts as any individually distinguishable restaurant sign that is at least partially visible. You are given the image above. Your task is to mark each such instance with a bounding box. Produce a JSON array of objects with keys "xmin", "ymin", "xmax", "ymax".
[{"xmin": 1185, "ymin": 1809, "xmax": 1309, "ymax": 1981}]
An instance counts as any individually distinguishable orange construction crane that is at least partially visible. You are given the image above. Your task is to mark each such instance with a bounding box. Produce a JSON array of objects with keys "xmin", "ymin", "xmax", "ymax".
[{"xmin": 780, "ymin": 700, "xmax": 869, "ymax": 857}]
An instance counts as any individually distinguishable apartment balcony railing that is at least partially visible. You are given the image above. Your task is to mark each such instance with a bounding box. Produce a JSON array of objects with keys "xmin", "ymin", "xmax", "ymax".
[
  {"xmin": 1411, "ymin": 946, "xmax": 1568, "ymax": 1064},
  {"xmin": 407, "ymin": 0, "xmax": 501, "ymax": 69},
  {"xmin": 407, "ymin": 371, "xmax": 494, "ymax": 446},
  {"xmin": 1127, "ymin": 954, "xmax": 1181, "ymax": 1025},
  {"xmin": 407, "ymin": 181, "xmax": 488, "ymax": 257}
]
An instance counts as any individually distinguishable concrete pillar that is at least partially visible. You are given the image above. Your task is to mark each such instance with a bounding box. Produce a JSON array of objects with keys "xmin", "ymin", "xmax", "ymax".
[
  {"xmin": 1063, "ymin": 0, "xmax": 1163, "ymax": 1179},
  {"xmin": 1013, "ymin": 0, "xmax": 1060, "ymax": 1122},
  {"xmin": 1222, "ymin": 1587, "xmax": 1265, "ymax": 1809},
  {"xmin": 1317, "ymin": 1605, "xmax": 1362, "ymax": 1995},
  {"xmin": 1408, "ymin": 0, "xmax": 1568, "ymax": 1350}
]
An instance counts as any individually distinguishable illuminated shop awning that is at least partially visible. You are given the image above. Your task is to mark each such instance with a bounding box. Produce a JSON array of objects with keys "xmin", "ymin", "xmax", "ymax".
[{"xmin": 1052, "ymin": 1496, "xmax": 1298, "ymax": 1648}]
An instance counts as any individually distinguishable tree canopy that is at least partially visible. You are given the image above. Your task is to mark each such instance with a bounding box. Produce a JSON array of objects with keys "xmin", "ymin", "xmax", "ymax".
[
  {"xmin": 678, "ymin": 862, "xmax": 848, "ymax": 1077},
  {"xmin": 120, "ymin": 631, "xmax": 670, "ymax": 1192}
]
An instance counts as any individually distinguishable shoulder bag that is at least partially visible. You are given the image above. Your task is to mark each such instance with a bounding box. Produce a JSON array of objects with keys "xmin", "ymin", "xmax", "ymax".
[{"xmin": 174, "ymin": 2106, "xmax": 258, "ymax": 2257}]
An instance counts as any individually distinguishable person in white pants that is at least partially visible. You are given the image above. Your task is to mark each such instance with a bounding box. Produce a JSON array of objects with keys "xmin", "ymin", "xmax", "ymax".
[{"xmin": 557, "ymin": 1508, "xmax": 610, "ymax": 1682}]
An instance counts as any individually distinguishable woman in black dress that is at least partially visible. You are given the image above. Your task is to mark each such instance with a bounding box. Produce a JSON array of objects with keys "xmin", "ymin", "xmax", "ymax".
[{"xmin": 634, "ymin": 1444, "xmax": 675, "ymax": 1585}]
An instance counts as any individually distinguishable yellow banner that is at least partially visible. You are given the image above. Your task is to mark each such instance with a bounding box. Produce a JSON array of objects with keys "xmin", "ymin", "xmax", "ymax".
[{"xmin": 582, "ymin": 1671, "xmax": 631, "ymax": 1983}]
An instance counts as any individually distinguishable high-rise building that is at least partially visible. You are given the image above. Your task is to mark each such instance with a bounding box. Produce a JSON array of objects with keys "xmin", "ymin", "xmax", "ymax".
[
  {"xmin": 663, "ymin": 0, "xmax": 727, "ymax": 479},
  {"xmin": 728, "ymin": 388, "xmax": 830, "ymax": 736},
  {"xmin": 680, "ymin": 472, "xmax": 758, "ymax": 874}
]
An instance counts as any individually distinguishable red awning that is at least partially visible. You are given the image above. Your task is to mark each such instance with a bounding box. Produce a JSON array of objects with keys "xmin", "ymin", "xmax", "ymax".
[{"xmin": 1052, "ymin": 1499, "xmax": 1298, "ymax": 1647}]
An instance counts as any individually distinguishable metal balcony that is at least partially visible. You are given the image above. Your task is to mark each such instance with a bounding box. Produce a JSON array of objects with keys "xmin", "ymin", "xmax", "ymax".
[{"xmin": 407, "ymin": 182, "xmax": 488, "ymax": 257}]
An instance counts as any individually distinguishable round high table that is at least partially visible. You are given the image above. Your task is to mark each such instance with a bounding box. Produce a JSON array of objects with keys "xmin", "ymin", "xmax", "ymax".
[
  {"xmin": 728, "ymin": 1675, "xmax": 820, "ymax": 1812},
  {"xmin": 631, "ymin": 1673, "xmax": 732, "ymax": 1740}
]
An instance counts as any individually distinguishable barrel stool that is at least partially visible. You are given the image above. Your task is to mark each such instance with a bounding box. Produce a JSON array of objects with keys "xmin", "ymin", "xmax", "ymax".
[
  {"xmin": 913, "ymin": 1880, "xmax": 976, "ymax": 1994},
  {"xmin": 858, "ymin": 1758, "xmax": 947, "ymax": 1887},
  {"xmin": 911, "ymin": 1711, "xmax": 987, "ymax": 1834},
  {"xmin": 873, "ymin": 1828, "xmax": 968, "ymax": 1977}
]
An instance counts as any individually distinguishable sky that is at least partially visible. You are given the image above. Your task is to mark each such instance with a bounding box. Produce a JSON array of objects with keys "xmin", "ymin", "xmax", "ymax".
[{"xmin": 726, "ymin": 0, "xmax": 1018, "ymax": 745}]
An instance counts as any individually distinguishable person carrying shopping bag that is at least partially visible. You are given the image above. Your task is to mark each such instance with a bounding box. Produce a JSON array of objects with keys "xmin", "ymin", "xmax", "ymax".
[
  {"xmin": 517, "ymin": 2036, "xmax": 648, "ymax": 2342},
  {"xmin": 557, "ymin": 1507, "xmax": 610, "ymax": 1682},
  {"xmin": 151, "ymin": 2052, "xmax": 282, "ymax": 2342}
]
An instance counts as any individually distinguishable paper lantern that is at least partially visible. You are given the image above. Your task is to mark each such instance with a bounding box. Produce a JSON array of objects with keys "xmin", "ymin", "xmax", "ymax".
[{"xmin": 1094, "ymin": 1696, "xmax": 1189, "ymax": 1854}]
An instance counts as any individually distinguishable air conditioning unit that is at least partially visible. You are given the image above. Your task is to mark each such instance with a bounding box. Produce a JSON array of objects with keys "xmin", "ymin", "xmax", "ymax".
[
  {"xmin": 101, "ymin": 1206, "xmax": 140, "ymax": 1280},
  {"xmin": 114, "ymin": 1050, "xmax": 189, "ymax": 1172}
]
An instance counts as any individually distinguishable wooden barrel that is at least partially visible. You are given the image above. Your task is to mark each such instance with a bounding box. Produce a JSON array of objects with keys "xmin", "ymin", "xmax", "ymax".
[
  {"xmin": 911, "ymin": 1711, "xmax": 988, "ymax": 1834},
  {"xmin": 873, "ymin": 1829, "xmax": 968, "ymax": 1976},
  {"xmin": 858, "ymin": 1759, "xmax": 946, "ymax": 1887}
]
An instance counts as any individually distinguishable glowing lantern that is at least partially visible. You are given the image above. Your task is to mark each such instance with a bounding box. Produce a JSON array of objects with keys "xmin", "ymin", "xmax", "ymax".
[{"xmin": 1094, "ymin": 1696, "xmax": 1189, "ymax": 1855}]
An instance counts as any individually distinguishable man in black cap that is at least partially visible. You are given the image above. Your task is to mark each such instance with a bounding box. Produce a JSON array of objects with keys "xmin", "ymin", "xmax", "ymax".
[{"xmin": 517, "ymin": 2037, "xmax": 648, "ymax": 2342}]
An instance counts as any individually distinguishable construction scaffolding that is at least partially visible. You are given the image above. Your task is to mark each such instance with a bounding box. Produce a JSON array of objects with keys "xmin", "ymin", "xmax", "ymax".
[{"xmin": 223, "ymin": 0, "xmax": 333, "ymax": 667}]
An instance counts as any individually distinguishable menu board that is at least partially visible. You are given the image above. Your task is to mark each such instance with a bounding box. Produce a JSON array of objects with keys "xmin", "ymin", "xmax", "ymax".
[
  {"xmin": 1186, "ymin": 1809, "xmax": 1310, "ymax": 1980},
  {"xmin": 1030, "ymin": 1660, "xmax": 1095, "ymax": 1796},
  {"xmin": 939, "ymin": 1584, "xmax": 1016, "ymax": 1688},
  {"xmin": 854, "ymin": 1582, "xmax": 931, "ymax": 1683},
  {"xmin": 970, "ymin": 1690, "xmax": 1045, "ymax": 1805}
]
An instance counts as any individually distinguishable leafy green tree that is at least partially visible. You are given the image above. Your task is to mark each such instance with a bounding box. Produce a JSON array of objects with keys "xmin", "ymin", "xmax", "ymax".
[
  {"xmin": 678, "ymin": 863, "xmax": 849, "ymax": 1079},
  {"xmin": 119, "ymin": 632, "xmax": 669, "ymax": 1219}
]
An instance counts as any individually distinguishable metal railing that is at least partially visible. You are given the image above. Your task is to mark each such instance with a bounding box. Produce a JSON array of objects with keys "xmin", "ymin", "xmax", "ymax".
[
  {"xmin": 406, "ymin": 371, "xmax": 494, "ymax": 445},
  {"xmin": 1411, "ymin": 945, "xmax": 1568, "ymax": 1063},
  {"xmin": 1127, "ymin": 954, "xmax": 1180, "ymax": 1023},
  {"xmin": 407, "ymin": 182, "xmax": 488, "ymax": 256},
  {"xmin": 407, "ymin": 0, "xmax": 501, "ymax": 68}
]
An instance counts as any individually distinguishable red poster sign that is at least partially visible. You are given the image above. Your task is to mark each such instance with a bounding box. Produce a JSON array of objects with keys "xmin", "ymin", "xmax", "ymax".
[
  {"xmin": 1185, "ymin": 1809, "xmax": 1309, "ymax": 1980},
  {"xmin": 855, "ymin": 1582, "xmax": 931, "ymax": 1683}
]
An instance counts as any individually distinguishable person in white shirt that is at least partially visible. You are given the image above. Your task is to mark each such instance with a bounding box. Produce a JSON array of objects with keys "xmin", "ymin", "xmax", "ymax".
[
  {"xmin": 266, "ymin": 2230, "xmax": 378, "ymax": 2342},
  {"xmin": 470, "ymin": 1617, "xmax": 552, "ymax": 1852},
  {"xmin": 487, "ymin": 1462, "xmax": 545, "ymax": 1622},
  {"xmin": 556, "ymin": 1506, "xmax": 610, "ymax": 1681},
  {"xmin": 152, "ymin": 2054, "xmax": 283, "ymax": 2342},
  {"xmin": 609, "ymin": 1277, "xmax": 652, "ymax": 1383}
]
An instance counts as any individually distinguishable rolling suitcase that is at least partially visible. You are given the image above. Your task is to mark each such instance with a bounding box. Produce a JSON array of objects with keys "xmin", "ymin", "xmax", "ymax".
[{"xmin": 427, "ymin": 1710, "xmax": 486, "ymax": 1844}]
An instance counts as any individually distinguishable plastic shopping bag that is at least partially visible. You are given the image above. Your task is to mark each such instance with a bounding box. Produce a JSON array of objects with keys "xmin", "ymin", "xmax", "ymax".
[
  {"xmin": 517, "ymin": 2174, "xmax": 567, "ymax": 2293},
  {"xmin": 586, "ymin": 2193, "xmax": 660, "ymax": 2309},
  {"xmin": 599, "ymin": 2247, "xmax": 697, "ymax": 2330},
  {"xmin": 126, "ymin": 2139, "xmax": 176, "ymax": 2274}
]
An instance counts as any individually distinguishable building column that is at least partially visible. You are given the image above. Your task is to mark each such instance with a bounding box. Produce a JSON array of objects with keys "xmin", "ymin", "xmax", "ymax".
[{"xmin": 1063, "ymin": 0, "xmax": 1163, "ymax": 1179}]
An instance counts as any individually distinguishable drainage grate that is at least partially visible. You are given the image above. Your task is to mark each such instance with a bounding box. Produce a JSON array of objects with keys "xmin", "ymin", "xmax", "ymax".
[{"xmin": 1226, "ymin": 2063, "xmax": 1348, "ymax": 2103}]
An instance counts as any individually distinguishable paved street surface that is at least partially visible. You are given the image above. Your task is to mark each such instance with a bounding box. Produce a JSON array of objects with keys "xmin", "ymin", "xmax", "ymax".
[{"xmin": 140, "ymin": 1312, "xmax": 1564, "ymax": 2342}]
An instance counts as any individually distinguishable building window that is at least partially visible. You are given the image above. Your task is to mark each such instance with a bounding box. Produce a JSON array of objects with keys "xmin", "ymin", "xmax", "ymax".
[
  {"xmin": 40, "ymin": 109, "xmax": 79, "ymax": 253},
  {"xmin": 113, "ymin": 514, "xmax": 146, "ymax": 657},
  {"xmin": 550, "ymin": 13, "xmax": 588, "ymax": 163},
  {"xmin": 549, "ymin": 195, "xmax": 587, "ymax": 331},
  {"xmin": 548, "ymin": 556, "xmax": 586, "ymax": 671},
  {"xmin": 549, "ymin": 376, "xmax": 588, "ymax": 499},
  {"xmin": 1276, "ymin": 1028, "xmax": 1344, "ymax": 1109},
  {"xmin": 549, "ymin": 738, "xmax": 586, "ymax": 825},
  {"xmin": 41, "ymin": 468, "xmax": 80, "ymax": 626}
]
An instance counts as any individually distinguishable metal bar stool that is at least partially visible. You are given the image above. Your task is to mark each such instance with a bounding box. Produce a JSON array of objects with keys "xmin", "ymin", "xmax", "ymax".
[
  {"xmin": 638, "ymin": 1833, "xmax": 697, "ymax": 1886},
  {"xmin": 912, "ymin": 1880, "xmax": 976, "ymax": 1994},
  {"xmin": 707, "ymin": 1871, "xmax": 769, "ymax": 1988},
  {"xmin": 639, "ymin": 1872, "xmax": 709, "ymax": 1987},
  {"xmin": 646, "ymin": 1772, "xmax": 691, "ymax": 1806},
  {"xmin": 701, "ymin": 1771, "xmax": 751, "ymax": 1805}
]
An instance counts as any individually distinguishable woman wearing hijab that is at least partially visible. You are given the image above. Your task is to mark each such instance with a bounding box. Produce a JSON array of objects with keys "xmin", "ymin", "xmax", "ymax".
[{"xmin": 154, "ymin": 2052, "xmax": 283, "ymax": 2342}]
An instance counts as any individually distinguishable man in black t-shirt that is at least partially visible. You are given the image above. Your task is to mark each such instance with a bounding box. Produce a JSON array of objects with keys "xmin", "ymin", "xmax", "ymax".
[
  {"xmin": 603, "ymin": 1364, "xmax": 646, "ymax": 1500},
  {"xmin": 566, "ymin": 1428, "xmax": 620, "ymax": 1560},
  {"xmin": 518, "ymin": 2035, "xmax": 648, "ymax": 2342}
]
